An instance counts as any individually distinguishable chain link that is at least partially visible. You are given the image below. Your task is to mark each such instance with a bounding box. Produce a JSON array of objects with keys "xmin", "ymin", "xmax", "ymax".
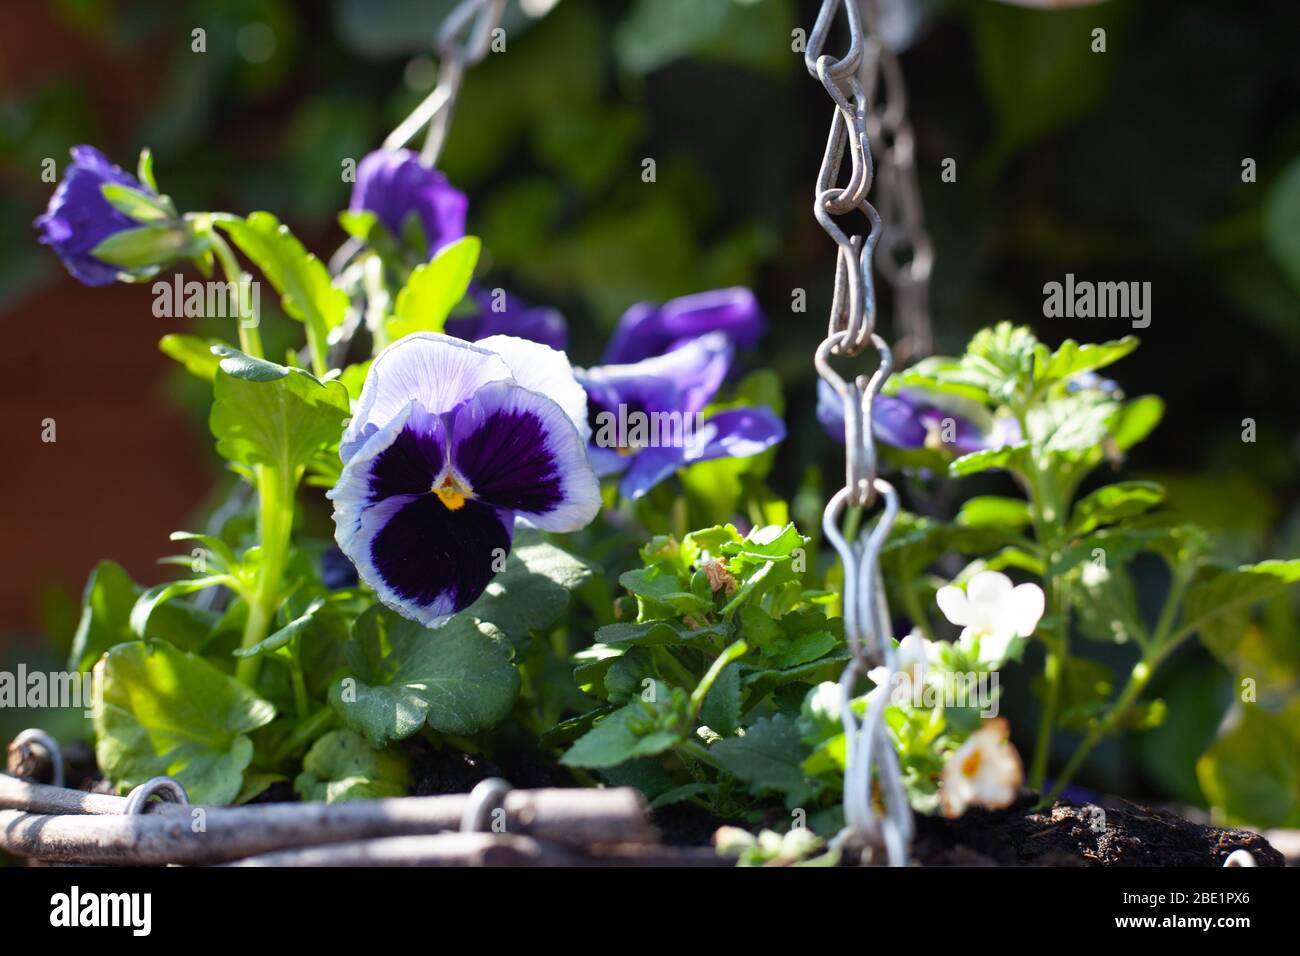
[{"xmin": 807, "ymin": 0, "xmax": 923, "ymax": 866}]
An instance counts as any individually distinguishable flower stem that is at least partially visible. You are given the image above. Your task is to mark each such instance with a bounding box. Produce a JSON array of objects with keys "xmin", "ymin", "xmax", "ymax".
[
  {"xmin": 1043, "ymin": 658, "xmax": 1152, "ymax": 806},
  {"xmin": 207, "ymin": 229, "xmax": 265, "ymax": 360},
  {"xmin": 235, "ymin": 463, "xmax": 295, "ymax": 687},
  {"xmin": 1029, "ymin": 645, "xmax": 1063, "ymax": 792},
  {"xmin": 271, "ymin": 706, "xmax": 338, "ymax": 763}
]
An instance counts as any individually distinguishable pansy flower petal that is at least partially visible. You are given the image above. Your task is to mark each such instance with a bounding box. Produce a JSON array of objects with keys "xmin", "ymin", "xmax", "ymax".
[
  {"xmin": 1008, "ymin": 582, "xmax": 1046, "ymax": 637},
  {"xmin": 934, "ymin": 584, "xmax": 971, "ymax": 627},
  {"xmin": 617, "ymin": 406, "xmax": 785, "ymax": 500},
  {"xmin": 477, "ymin": 334, "xmax": 590, "ymax": 443},
  {"xmin": 353, "ymin": 493, "xmax": 514, "ymax": 627},
  {"xmin": 449, "ymin": 381, "xmax": 600, "ymax": 531},
  {"xmin": 603, "ymin": 288, "xmax": 763, "ymax": 364},
  {"xmin": 579, "ymin": 331, "xmax": 733, "ymax": 419},
  {"xmin": 342, "ymin": 333, "xmax": 512, "ymax": 462}
]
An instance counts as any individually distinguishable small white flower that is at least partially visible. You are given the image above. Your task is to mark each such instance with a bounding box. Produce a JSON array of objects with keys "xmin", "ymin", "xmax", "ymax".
[
  {"xmin": 935, "ymin": 570, "xmax": 1044, "ymax": 665},
  {"xmin": 867, "ymin": 629, "xmax": 930, "ymax": 708},
  {"xmin": 940, "ymin": 717, "xmax": 1023, "ymax": 818}
]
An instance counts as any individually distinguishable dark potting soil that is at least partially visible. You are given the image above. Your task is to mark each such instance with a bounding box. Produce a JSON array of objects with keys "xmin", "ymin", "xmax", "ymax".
[
  {"xmin": 405, "ymin": 736, "xmax": 578, "ymax": 795},
  {"xmin": 910, "ymin": 792, "xmax": 1284, "ymax": 866}
]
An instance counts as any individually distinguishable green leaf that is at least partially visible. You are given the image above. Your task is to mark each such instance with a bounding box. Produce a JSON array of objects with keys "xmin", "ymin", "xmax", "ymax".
[
  {"xmin": 722, "ymin": 522, "xmax": 805, "ymax": 561},
  {"xmin": 561, "ymin": 686, "xmax": 682, "ymax": 768},
  {"xmin": 1197, "ymin": 702, "xmax": 1300, "ymax": 828},
  {"xmin": 136, "ymin": 147, "xmax": 158, "ymax": 193},
  {"xmin": 69, "ymin": 561, "xmax": 219, "ymax": 672},
  {"xmin": 329, "ymin": 606, "xmax": 520, "ymax": 746},
  {"xmin": 1026, "ymin": 395, "xmax": 1118, "ymax": 455},
  {"xmin": 594, "ymin": 619, "xmax": 730, "ymax": 650},
  {"xmin": 100, "ymin": 182, "xmax": 175, "ymax": 222},
  {"xmin": 130, "ymin": 575, "xmax": 231, "ymax": 639},
  {"xmin": 619, "ymin": 567, "xmax": 712, "ymax": 615},
  {"xmin": 700, "ymin": 661, "xmax": 742, "ymax": 736},
  {"xmin": 90, "ymin": 223, "xmax": 202, "ymax": 269},
  {"xmin": 388, "ymin": 236, "xmax": 481, "ymax": 340},
  {"xmin": 209, "ymin": 347, "xmax": 350, "ymax": 473},
  {"xmin": 1111, "ymin": 395, "xmax": 1164, "ymax": 451},
  {"xmin": 1037, "ymin": 336, "xmax": 1139, "ymax": 385},
  {"xmin": 466, "ymin": 535, "xmax": 592, "ymax": 642},
  {"xmin": 949, "ymin": 443, "xmax": 1029, "ymax": 477},
  {"xmin": 94, "ymin": 641, "xmax": 275, "ymax": 805},
  {"xmin": 956, "ymin": 496, "xmax": 1032, "ymax": 530},
  {"xmin": 337, "ymin": 209, "xmax": 379, "ymax": 242},
  {"xmin": 233, "ymin": 596, "xmax": 327, "ymax": 659},
  {"xmin": 711, "ymin": 713, "xmax": 813, "ymax": 803},
  {"xmin": 1068, "ymin": 481, "xmax": 1165, "ymax": 536},
  {"xmin": 159, "ymin": 334, "xmax": 226, "ymax": 381},
  {"xmin": 293, "ymin": 729, "xmax": 411, "ymax": 802},
  {"xmin": 218, "ymin": 212, "xmax": 348, "ymax": 342},
  {"xmin": 1180, "ymin": 560, "xmax": 1300, "ymax": 656},
  {"xmin": 1074, "ymin": 562, "xmax": 1147, "ymax": 646}
]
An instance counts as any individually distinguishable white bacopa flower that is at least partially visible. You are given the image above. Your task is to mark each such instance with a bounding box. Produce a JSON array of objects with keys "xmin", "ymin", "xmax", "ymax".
[
  {"xmin": 940, "ymin": 717, "xmax": 1023, "ymax": 819},
  {"xmin": 867, "ymin": 629, "xmax": 930, "ymax": 708},
  {"xmin": 935, "ymin": 570, "xmax": 1044, "ymax": 665}
]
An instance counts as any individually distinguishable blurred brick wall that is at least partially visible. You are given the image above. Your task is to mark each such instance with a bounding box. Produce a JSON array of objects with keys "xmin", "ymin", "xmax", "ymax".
[{"xmin": 0, "ymin": 2, "xmax": 211, "ymax": 642}]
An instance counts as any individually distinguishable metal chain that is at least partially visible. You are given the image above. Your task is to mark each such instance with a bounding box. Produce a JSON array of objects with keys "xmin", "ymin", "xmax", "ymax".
[
  {"xmin": 860, "ymin": 6, "xmax": 934, "ymax": 364},
  {"xmin": 806, "ymin": 0, "xmax": 917, "ymax": 866}
]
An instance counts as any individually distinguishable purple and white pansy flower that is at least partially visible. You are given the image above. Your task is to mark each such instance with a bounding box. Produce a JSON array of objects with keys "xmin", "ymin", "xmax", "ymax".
[
  {"xmin": 577, "ymin": 331, "xmax": 786, "ymax": 501},
  {"xmin": 329, "ymin": 333, "xmax": 599, "ymax": 627}
]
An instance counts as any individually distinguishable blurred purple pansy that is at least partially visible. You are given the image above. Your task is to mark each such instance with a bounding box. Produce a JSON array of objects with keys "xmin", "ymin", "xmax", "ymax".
[
  {"xmin": 329, "ymin": 333, "xmax": 598, "ymax": 627},
  {"xmin": 603, "ymin": 287, "xmax": 765, "ymax": 364},
  {"xmin": 350, "ymin": 148, "xmax": 468, "ymax": 258},
  {"xmin": 35, "ymin": 145, "xmax": 153, "ymax": 286},
  {"xmin": 444, "ymin": 285, "xmax": 568, "ymax": 352},
  {"xmin": 577, "ymin": 332, "xmax": 786, "ymax": 500},
  {"xmin": 816, "ymin": 380, "xmax": 1020, "ymax": 455}
]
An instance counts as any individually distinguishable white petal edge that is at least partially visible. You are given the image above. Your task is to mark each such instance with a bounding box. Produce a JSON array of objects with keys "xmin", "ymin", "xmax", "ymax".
[
  {"xmin": 477, "ymin": 334, "xmax": 590, "ymax": 444},
  {"xmin": 342, "ymin": 333, "xmax": 512, "ymax": 463}
]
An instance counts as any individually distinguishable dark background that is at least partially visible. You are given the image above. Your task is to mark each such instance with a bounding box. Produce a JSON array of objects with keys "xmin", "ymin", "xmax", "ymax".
[{"xmin": 1, "ymin": 0, "xmax": 1297, "ymax": 808}]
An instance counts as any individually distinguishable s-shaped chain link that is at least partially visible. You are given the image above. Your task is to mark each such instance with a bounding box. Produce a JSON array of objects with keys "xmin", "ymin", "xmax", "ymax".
[{"xmin": 806, "ymin": 0, "xmax": 924, "ymax": 867}]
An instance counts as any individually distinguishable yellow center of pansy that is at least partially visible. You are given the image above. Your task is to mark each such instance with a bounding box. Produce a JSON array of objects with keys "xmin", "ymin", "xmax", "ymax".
[
  {"xmin": 433, "ymin": 474, "xmax": 472, "ymax": 511},
  {"xmin": 961, "ymin": 749, "xmax": 983, "ymax": 778}
]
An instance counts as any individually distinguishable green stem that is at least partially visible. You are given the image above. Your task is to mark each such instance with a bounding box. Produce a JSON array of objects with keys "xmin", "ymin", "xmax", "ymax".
[
  {"xmin": 235, "ymin": 464, "xmax": 295, "ymax": 687},
  {"xmin": 1029, "ymin": 645, "xmax": 1064, "ymax": 792},
  {"xmin": 289, "ymin": 649, "xmax": 310, "ymax": 721},
  {"xmin": 1042, "ymin": 567, "xmax": 1195, "ymax": 803},
  {"xmin": 690, "ymin": 639, "xmax": 747, "ymax": 715},
  {"xmin": 207, "ymin": 229, "xmax": 264, "ymax": 359},
  {"xmin": 271, "ymin": 706, "xmax": 338, "ymax": 763},
  {"xmin": 900, "ymin": 570, "xmax": 935, "ymax": 642},
  {"xmin": 678, "ymin": 739, "xmax": 723, "ymax": 772},
  {"xmin": 1043, "ymin": 658, "xmax": 1152, "ymax": 806},
  {"xmin": 1019, "ymin": 435, "xmax": 1070, "ymax": 795}
]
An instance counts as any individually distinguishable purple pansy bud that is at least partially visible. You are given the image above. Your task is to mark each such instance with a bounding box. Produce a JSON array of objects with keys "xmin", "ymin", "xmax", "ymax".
[
  {"xmin": 816, "ymin": 380, "xmax": 1020, "ymax": 455},
  {"xmin": 34, "ymin": 146, "xmax": 159, "ymax": 286},
  {"xmin": 444, "ymin": 285, "xmax": 568, "ymax": 351},
  {"xmin": 577, "ymin": 332, "xmax": 786, "ymax": 500},
  {"xmin": 349, "ymin": 148, "xmax": 468, "ymax": 259},
  {"xmin": 329, "ymin": 333, "xmax": 598, "ymax": 628},
  {"xmin": 603, "ymin": 287, "xmax": 765, "ymax": 364}
]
